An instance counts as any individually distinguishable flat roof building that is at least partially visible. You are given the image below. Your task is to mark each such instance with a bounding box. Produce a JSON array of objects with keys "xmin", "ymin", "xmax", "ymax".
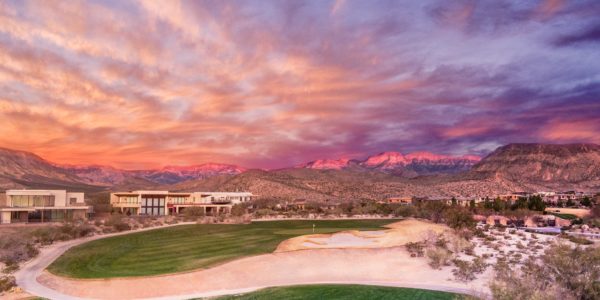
[
  {"xmin": 110, "ymin": 191, "xmax": 254, "ymax": 216},
  {"xmin": 0, "ymin": 190, "xmax": 91, "ymax": 224}
]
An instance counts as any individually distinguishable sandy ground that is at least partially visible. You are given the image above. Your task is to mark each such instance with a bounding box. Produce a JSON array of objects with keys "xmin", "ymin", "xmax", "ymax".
[
  {"xmin": 544, "ymin": 207, "xmax": 591, "ymax": 218},
  {"xmin": 17, "ymin": 219, "xmax": 489, "ymax": 300},
  {"xmin": 277, "ymin": 219, "xmax": 449, "ymax": 251}
]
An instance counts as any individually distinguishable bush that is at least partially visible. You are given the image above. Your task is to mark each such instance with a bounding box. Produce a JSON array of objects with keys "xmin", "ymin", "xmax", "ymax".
[
  {"xmin": 0, "ymin": 275, "xmax": 16, "ymax": 292},
  {"xmin": 183, "ymin": 207, "xmax": 206, "ymax": 218},
  {"xmin": 231, "ymin": 203, "xmax": 247, "ymax": 217},
  {"xmin": 1, "ymin": 260, "xmax": 19, "ymax": 274},
  {"xmin": 393, "ymin": 205, "xmax": 415, "ymax": 217},
  {"xmin": 444, "ymin": 208, "xmax": 475, "ymax": 230},
  {"xmin": 426, "ymin": 247, "xmax": 453, "ymax": 269},
  {"xmin": 405, "ymin": 242, "xmax": 425, "ymax": 257},
  {"xmin": 561, "ymin": 234, "xmax": 594, "ymax": 245},
  {"xmin": 490, "ymin": 243, "xmax": 600, "ymax": 300},
  {"xmin": 105, "ymin": 215, "xmax": 131, "ymax": 232},
  {"xmin": 452, "ymin": 257, "xmax": 487, "ymax": 282}
]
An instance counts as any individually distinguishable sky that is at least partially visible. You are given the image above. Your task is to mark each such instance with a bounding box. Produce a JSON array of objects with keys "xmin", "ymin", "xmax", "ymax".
[{"xmin": 0, "ymin": 0, "xmax": 599, "ymax": 169}]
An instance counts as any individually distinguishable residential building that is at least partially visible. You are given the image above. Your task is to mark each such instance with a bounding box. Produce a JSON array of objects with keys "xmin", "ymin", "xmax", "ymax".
[
  {"xmin": 110, "ymin": 191, "xmax": 254, "ymax": 216},
  {"xmin": 379, "ymin": 196, "xmax": 413, "ymax": 205},
  {"xmin": 0, "ymin": 190, "xmax": 91, "ymax": 224}
]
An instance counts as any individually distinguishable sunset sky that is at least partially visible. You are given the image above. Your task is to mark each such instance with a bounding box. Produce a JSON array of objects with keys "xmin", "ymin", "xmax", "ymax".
[{"xmin": 0, "ymin": 0, "xmax": 599, "ymax": 169}]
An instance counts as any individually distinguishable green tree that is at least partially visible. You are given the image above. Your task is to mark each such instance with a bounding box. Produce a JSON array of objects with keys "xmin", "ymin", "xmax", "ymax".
[
  {"xmin": 581, "ymin": 197, "xmax": 592, "ymax": 207},
  {"xmin": 511, "ymin": 197, "xmax": 528, "ymax": 210},
  {"xmin": 469, "ymin": 199, "xmax": 476, "ymax": 210},
  {"xmin": 493, "ymin": 197, "xmax": 505, "ymax": 212},
  {"xmin": 443, "ymin": 207, "xmax": 475, "ymax": 230},
  {"xmin": 527, "ymin": 195, "xmax": 546, "ymax": 211},
  {"xmin": 451, "ymin": 197, "xmax": 457, "ymax": 206},
  {"xmin": 566, "ymin": 198, "xmax": 575, "ymax": 207},
  {"xmin": 483, "ymin": 197, "xmax": 493, "ymax": 210}
]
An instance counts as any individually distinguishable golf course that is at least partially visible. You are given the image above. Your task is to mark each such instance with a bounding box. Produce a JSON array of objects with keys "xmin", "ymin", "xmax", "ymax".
[
  {"xmin": 48, "ymin": 219, "xmax": 395, "ymax": 278},
  {"xmin": 213, "ymin": 284, "xmax": 460, "ymax": 299}
]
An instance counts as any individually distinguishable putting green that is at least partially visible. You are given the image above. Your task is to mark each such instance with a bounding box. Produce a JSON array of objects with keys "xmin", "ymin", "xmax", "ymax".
[
  {"xmin": 211, "ymin": 284, "xmax": 460, "ymax": 300},
  {"xmin": 47, "ymin": 219, "xmax": 395, "ymax": 278}
]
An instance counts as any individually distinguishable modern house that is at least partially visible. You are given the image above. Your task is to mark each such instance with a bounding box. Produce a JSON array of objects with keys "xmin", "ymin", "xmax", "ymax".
[
  {"xmin": 0, "ymin": 190, "xmax": 91, "ymax": 224},
  {"xmin": 110, "ymin": 191, "xmax": 254, "ymax": 216}
]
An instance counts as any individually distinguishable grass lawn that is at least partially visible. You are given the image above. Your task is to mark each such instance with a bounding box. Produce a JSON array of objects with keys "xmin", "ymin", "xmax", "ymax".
[
  {"xmin": 47, "ymin": 219, "xmax": 395, "ymax": 278},
  {"xmin": 549, "ymin": 213, "xmax": 578, "ymax": 220},
  {"xmin": 210, "ymin": 284, "xmax": 460, "ymax": 300}
]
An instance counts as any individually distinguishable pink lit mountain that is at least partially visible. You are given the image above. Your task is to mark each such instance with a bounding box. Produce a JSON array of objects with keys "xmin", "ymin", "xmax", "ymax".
[{"xmin": 300, "ymin": 151, "xmax": 481, "ymax": 177}]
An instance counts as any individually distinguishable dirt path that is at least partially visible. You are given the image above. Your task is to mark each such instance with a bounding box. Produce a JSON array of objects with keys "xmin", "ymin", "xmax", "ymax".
[{"xmin": 15, "ymin": 220, "xmax": 490, "ymax": 300}]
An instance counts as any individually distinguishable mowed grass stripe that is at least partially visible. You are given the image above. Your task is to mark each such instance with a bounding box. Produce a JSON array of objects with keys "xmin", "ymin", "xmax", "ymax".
[
  {"xmin": 212, "ymin": 284, "xmax": 460, "ymax": 300},
  {"xmin": 48, "ymin": 219, "xmax": 395, "ymax": 278}
]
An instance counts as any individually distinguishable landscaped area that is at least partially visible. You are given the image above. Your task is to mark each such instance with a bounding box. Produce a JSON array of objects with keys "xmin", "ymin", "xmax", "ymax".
[
  {"xmin": 47, "ymin": 219, "xmax": 395, "ymax": 278},
  {"xmin": 211, "ymin": 284, "xmax": 460, "ymax": 300}
]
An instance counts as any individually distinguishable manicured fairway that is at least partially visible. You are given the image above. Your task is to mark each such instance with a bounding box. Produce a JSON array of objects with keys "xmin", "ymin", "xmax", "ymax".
[
  {"xmin": 212, "ymin": 284, "xmax": 460, "ymax": 300},
  {"xmin": 47, "ymin": 219, "xmax": 395, "ymax": 278}
]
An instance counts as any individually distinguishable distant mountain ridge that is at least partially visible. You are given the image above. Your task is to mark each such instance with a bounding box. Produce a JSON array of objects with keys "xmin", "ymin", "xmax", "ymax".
[
  {"xmin": 299, "ymin": 151, "xmax": 480, "ymax": 177},
  {"xmin": 0, "ymin": 144, "xmax": 599, "ymax": 199},
  {"xmin": 470, "ymin": 143, "xmax": 600, "ymax": 186}
]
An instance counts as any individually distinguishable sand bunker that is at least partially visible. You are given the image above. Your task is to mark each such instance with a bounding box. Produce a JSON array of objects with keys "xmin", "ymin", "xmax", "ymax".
[
  {"xmin": 301, "ymin": 232, "xmax": 379, "ymax": 248},
  {"xmin": 277, "ymin": 219, "xmax": 450, "ymax": 252}
]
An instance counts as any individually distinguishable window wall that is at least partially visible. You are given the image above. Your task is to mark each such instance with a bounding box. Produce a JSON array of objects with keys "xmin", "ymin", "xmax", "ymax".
[
  {"xmin": 118, "ymin": 196, "xmax": 139, "ymax": 204},
  {"xmin": 141, "ymin": 196, "xmax": 165, "ymax": 215},
  {"xmin": 168, "ymin": 196, "xmax": 190, "ymax": 204},
  {"xmin": 10, "ymin": 195, "xmax": 55, "ymax": 207}
]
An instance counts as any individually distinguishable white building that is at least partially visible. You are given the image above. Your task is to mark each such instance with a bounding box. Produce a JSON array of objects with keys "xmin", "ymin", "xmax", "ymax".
[
  {"xmin": 110, "ymin": 191, "xmax": 254, "ymax": 216},
  {"xmin": 0, "ymin": 190, "xmax": 90, "ymax": 224}
]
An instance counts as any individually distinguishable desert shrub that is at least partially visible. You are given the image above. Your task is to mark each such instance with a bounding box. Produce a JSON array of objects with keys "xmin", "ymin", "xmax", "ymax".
[
  {"xmin": 0, "ymin": 275, "xmax": 16, "ymax": 292},
  {"xmin": 405, "ymin": 242, "xmax": 425, "ymax": 257},
  {"xmin": 255, "ymin": 208, "xmax": 277, "ymax": 217},
  {"xmin": 452, "ymin": 257, "xmax": 488, "ymax": 282},
  {"xmin": 393, "ymin": 205, "xmax": 415, "ymax": 217},
  {"xmin": 231, "ymin": 203, "xmax": 247, "ymax": 217},
  {"xmin": 435, "ymin": 236, "xmax": 448, "ymax": 249},
  {"xmin": 491, "ymin": 243, "xmax": 600, "ymax": 300},
  {"xmin": 426, "ymin": 247, "xmax": 453, "ymax": 269},
  {"xmin": 104, "ymin": 215, "xmax": 131, "ymax": 232},
  {"xmin": 183, "ymin": 207, "xmax": 206, "ymax": 218},
  {"xmin": 113, "ymin": 222, "xmax": 130, "ymax": 232},
  {"xmin": 449, "ymin": 236, "xmax": 472, "ymax": 254},
  {"xmin": 1, "ymin": 260, "xmax": 19, "ymax": 274},
  {"xmin": 516, "ymin": 242, "xmax": 525, "ymax": 250},
  {"xmin": 473, "ymin": 228, "xmax": 486, "ymax": 238},
  {"xmin": 560, "ymin": 234, "xmax": 593, "ymax": 245}
]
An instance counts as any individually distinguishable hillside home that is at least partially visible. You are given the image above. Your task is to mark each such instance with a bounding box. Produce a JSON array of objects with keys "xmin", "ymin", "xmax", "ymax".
[
  {"xmin": 110, "ymin": 191, "xmax": 253, "ymax": 216},
  {"xmin": 0, "ymin": 190, "xmax": 91, "ymax": 224},
  {"xmin": 380, "ymin": 196, "xmax": 413, "ymax": 205}
]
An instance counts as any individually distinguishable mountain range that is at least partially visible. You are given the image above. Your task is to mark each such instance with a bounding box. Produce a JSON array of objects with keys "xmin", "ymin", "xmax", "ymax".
[
  {"xmin": 0, "ymin": 143, "xmax": 599, "ymax": 200},
  {"xmin": 299, "ymin": 151, "xmax": 480, "ymax": 177}
]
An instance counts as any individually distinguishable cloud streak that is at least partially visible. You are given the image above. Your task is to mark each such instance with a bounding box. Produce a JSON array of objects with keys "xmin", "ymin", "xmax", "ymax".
[{"xmin": 0, "ymin": 0, "xmax": 598, "ymax": 169}]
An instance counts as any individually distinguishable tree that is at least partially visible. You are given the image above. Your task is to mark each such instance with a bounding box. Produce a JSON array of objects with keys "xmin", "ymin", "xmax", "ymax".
[
  {"xmin": 581, "ymin": 197, "xmax": 592, "ymax": 207},
  {"xmin": 527, "ymin": 195, "xmax": 546, "ymax": 211},
  {"xmin": 511, "ymin": 197, "xmax": 528, "ymax": 210},
  {"xmin": 483, "ymin": 197, "xmax": 493, "ymax": 210},
  {"xmin": 451, "ymin": 197, "xmax": 457, "ymax": 206},
  {"xmin": 469, "ymin": 199, "xmax": 476, "ymax": 210},
  {"xmin": 419, "ymin": 201, "xmax": 448, "ymax": 223},
  {"xmin": 493, "ymin": 197, "xmax": 505, "ymax": 212},
  {"xmin": 443, "ymin": 207, "xmax": 475, "ymax": 230},
  {"xmin": 566, "ymin": 198, "xmax": 575, "ymax": 207}
]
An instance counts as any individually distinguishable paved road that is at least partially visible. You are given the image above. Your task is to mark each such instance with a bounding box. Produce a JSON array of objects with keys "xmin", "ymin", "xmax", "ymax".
[{"xmin": 15, "ymin": 223, "xmax": 487, "ymax": 300}]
